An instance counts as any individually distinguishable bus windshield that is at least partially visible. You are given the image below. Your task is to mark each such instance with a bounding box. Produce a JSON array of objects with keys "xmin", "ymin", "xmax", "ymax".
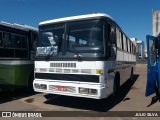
[
  {"xmin": 38, "ymin": 19, "xmax": 104, "ymax": 58},
  {"xmin": 65, "ymin": 20, "xmax": 104, "ymax": 58}
]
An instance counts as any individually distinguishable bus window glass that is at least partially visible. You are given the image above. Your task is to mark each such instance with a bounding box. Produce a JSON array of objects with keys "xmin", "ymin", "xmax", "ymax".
[
  {"xmin": 66, "ymin": 20, "xmax": 104, "ymax": 57},
  {"xmin": 0, "ymin": 32, "xmax": 3, "ymax": 47},
  {"xmin": 120, "ymin": 32, "xmax": 123, "ymax": 50},
  {"xmin": 4, "ymin": 33, "xmax": 12, "ymax": 48},
  {"xmin": 130, "ymin": 42, "xmax": 132, "ymax": 53},
  {"xmin": 126, "ymin": 37, "xmax": 128, "ymax": 52},
  {"xmin": 123, "ymin": 35, "xmax": 126, "ymax": 51},
  {"xmin": 116, "ymin": 28, "xmax": 121, "ymax": 49},
  {"xmin": 107, "ymin": 23, "xmax": 111, "ymax": 44},
  {"xmin": 39, "ymin": 24, "xmax": 64, "ymax": 47},
  {"xmin": 149, "ymin": 40, "xmax": 156, "ymax": 66},
  {"xmin": 31, "ymin": 32, "xmax": 38, "ymax": 50},
  {"xmin": 12, "ymin": 34, "xmax": 28, "ymax": 49},
  {"xmin": 68, "ymin": 36, "xmax": 76, "ymax": 48},
  {"xmin": 128, "ymin": 39, "xmax": 130, "ymax": 53},
  {"xmin": 12, "ymin": 35, "xmax": 20, "ymax": 48},
  {"xmin": 79, "ymin": 39, "xmax": 87, "ymax": 45},
  {"xmin": 21, "ymin": 36, "xmax": 28, "ymax": 49}
]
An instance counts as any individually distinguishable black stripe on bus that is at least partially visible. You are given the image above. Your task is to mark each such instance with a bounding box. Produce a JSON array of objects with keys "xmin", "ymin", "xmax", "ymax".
[{"xmin": 35, "ymin": 73, "xmax": 100, "ymax": 83}]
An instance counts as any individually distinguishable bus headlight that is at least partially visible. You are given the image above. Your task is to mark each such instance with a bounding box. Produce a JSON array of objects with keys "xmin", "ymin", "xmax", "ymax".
[
  {"xmin": 79, "ymin": 87, "xmax": 97, "ymax": 95},
  {"xmin": 89, "ymin": 89, "xmax": 97, "ymax": 95},
  {"xmin": 34, "ymin": 83, "xmax": 40, "ymax": 89},
  {"xmin": 34, "ymin": 83, "xmax": 47, "ymax": 90},
  {"xmin": 96, "ymin": 69, "xmax": 103, "ymax": 74},
  {"xmin": 79, "ymin": 88, "xmax": 89, "ymax": 94}
]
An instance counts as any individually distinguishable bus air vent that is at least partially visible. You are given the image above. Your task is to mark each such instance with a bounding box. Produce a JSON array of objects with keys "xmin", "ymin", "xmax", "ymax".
[{"xmin": 50, "ymin": 63, "xmax": 76, "ymax": 68}]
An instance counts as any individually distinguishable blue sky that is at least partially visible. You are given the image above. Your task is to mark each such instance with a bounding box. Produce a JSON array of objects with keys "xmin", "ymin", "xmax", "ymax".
[{"xmin": 0, "ymin": 0, "xmax": 160, "ymax": 47}]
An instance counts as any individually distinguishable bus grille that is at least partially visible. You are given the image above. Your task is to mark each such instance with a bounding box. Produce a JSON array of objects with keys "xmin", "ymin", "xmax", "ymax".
[
  {"xmin": 50, "ymin": 63, "xmax": 76, "ymax": 68},
  {"xmin": 35, "ymin": 68, "xmax": 95, "ymax": 74},
  {"xmin": 35, "ymin": 73, "xmax": 99, "ymax": 83}
]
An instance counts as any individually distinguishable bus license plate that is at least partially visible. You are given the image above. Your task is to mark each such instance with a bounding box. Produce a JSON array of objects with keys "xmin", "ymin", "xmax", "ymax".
[{"xmin": 55, "ymin": 86, "xmax": 67, "ymax": 92}]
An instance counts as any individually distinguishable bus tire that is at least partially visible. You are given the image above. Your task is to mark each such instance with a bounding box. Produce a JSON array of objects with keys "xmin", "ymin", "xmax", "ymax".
[
  {"xmin": 130, "ymin": 67, "xmax": 133, "ymax": 81},
  {"xmin": 27, "ymin": 71, "xmax": 34, "ymax": 93},
  {"xmin": 113, "ymin": 73, "xmax": 120, "ymax": 96}
]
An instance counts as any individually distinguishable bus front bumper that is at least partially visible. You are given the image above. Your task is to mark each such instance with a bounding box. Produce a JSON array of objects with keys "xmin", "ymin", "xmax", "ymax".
[{"xmin": 33, "ymin": 79, "xmax": 108, "ymax": 99}]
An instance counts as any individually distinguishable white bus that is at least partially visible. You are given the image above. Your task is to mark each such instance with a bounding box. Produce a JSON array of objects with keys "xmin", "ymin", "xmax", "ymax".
[{"xmin": 33, "ymin": 13, "xmax": 136, "ymax": 99}]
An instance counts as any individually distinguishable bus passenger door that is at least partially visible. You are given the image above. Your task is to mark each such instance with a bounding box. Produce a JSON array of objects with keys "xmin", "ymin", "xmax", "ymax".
[{"xmin": 146, "ymin": 35, "xmax": 157, "ymax": 96}]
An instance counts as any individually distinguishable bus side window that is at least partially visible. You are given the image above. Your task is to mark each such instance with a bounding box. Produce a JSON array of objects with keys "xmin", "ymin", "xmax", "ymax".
[
  {"xmin": 123, "ymin": 35, "xmax": 126, "ymax": 51},
  {"xmin": 32, "ymin": 32, "xmax": 38, "ymax": 51},
  {"xmin": 4, "ymin": 33, "xmax": 12, "ymax": 48},
  {"xmin": 107, "ymin": 23, "xmax": 111, "ymax": 45},
  {"xmin": 106, "ymin": 22, "xmax": 116, "ymax": 60},
  {"xmin": 120, "ymin": 32, "xmax": 124, "ymax": 50},
  {"xmin": 15, "ymin": 35, "xmax": 21, "ymax": 48},
  {"xmin": 0, "ymin": 32, "xmax": 3, "ymax": 47},
  {"xmin": 111, "ymin": 25, "xmax": 116, "ymax": 60},
  {"xmin": 132, "ymin": 44, "xmax": 134, "ymax": 54},
  {"xmin": 111, "ymin": 26, "xmax": 116, "ymax": 45},
  {"xmin": 126, "ymin": 37, "xmax": 128, "ymax": 52},
  {"xmin": 21, "ymin": 36, "xmax": 28, "ymax": 49},
  {"xmin": 130, "ymin": 41, "xmax": 132, "ymax": 54},
  {"xmin": 128, "ymin": 39, "xmax": 130, "ymax": 53},
  {"xmin": 116, "ymin": 28, "xmax": 121, "ymax": 49}
]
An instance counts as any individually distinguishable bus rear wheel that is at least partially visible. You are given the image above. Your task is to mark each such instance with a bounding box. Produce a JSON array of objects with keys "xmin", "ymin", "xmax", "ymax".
[{"xmin": 130, "ymin": 67, "xmax": 134, "ymax": 81}]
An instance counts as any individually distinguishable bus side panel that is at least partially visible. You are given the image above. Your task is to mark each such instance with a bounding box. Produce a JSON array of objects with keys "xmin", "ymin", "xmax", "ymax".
[
  {"xmin": 119, "ymin": 52, "xmax": 134, "ymax": 85},
  {"xmin": 14, "ymin": 64, "xmax": 34, "ymax": 85},
  {"xmin": 0, "ymin": 64, "xmax": 15, "ymax": 85},
  {"xmin": 116, "ymin": 50, "xmax": 126, "ymax": 85},
  {"xmin": 0, "ymin": 64, "xmax": 33, "ymax": 88}
]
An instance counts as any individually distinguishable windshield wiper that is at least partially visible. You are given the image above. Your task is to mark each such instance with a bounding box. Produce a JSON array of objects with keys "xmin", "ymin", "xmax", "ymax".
[
  {"xmin": 45, "ymin": 52, "xmax": 53, "ymax": 60},
  {"xmin": 77, "ymin": 54, "xmax": 82, "ymax": 62},
  {"xmin": 74, "ymin": 54, "xmax": 82, "ymax": 62}
]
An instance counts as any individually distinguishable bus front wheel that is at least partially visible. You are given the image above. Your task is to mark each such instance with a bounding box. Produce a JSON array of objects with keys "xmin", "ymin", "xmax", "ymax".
[{"xmin": 113, "ymin": 73, "xmax": 120, "ymax": 96}]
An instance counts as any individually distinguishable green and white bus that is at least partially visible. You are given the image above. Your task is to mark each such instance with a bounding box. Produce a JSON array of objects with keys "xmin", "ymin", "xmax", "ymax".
[{"xmin": 0, "ymin": 21, "xmax": 38, "ymax": 91}]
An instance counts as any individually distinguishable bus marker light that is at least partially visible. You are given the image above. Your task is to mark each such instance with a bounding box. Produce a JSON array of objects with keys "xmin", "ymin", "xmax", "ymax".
[
  {"xmin": 96, "ymin": 69, "xmax": 103, "ymax": 74},
  {"xmin": 40, "ymin": 84, "xmax": 47, "ymax": 90},
  {"xmin": 79, "ymin": 87, "xmax": 89, "ymax": 94},
  {"xmin": 34, "ymin": 83, "xmax": 47, "ymax": 90},
  {"xmin": 89, "ymin": 89, "xmax": 97, "ymax": 95}
]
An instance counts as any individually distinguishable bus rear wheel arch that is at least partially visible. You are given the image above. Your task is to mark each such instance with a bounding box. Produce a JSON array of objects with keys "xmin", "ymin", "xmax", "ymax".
[
  {"xmin": 113, "ymin": 72, "xmax": 120, "ymax": 96},
  {"xmin": 27, "ymin": 70, "xmax": 34, "ymax": 93}
]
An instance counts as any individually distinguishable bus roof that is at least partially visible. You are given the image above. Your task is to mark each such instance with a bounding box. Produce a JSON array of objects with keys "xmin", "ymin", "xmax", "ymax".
[
  {"xmin": 39, "ymin": 13, "xmax": 114, "ymax": 25},
  {"xmin": 0, "ymin": 21, "xmax": 38, "ymax": 32}
]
